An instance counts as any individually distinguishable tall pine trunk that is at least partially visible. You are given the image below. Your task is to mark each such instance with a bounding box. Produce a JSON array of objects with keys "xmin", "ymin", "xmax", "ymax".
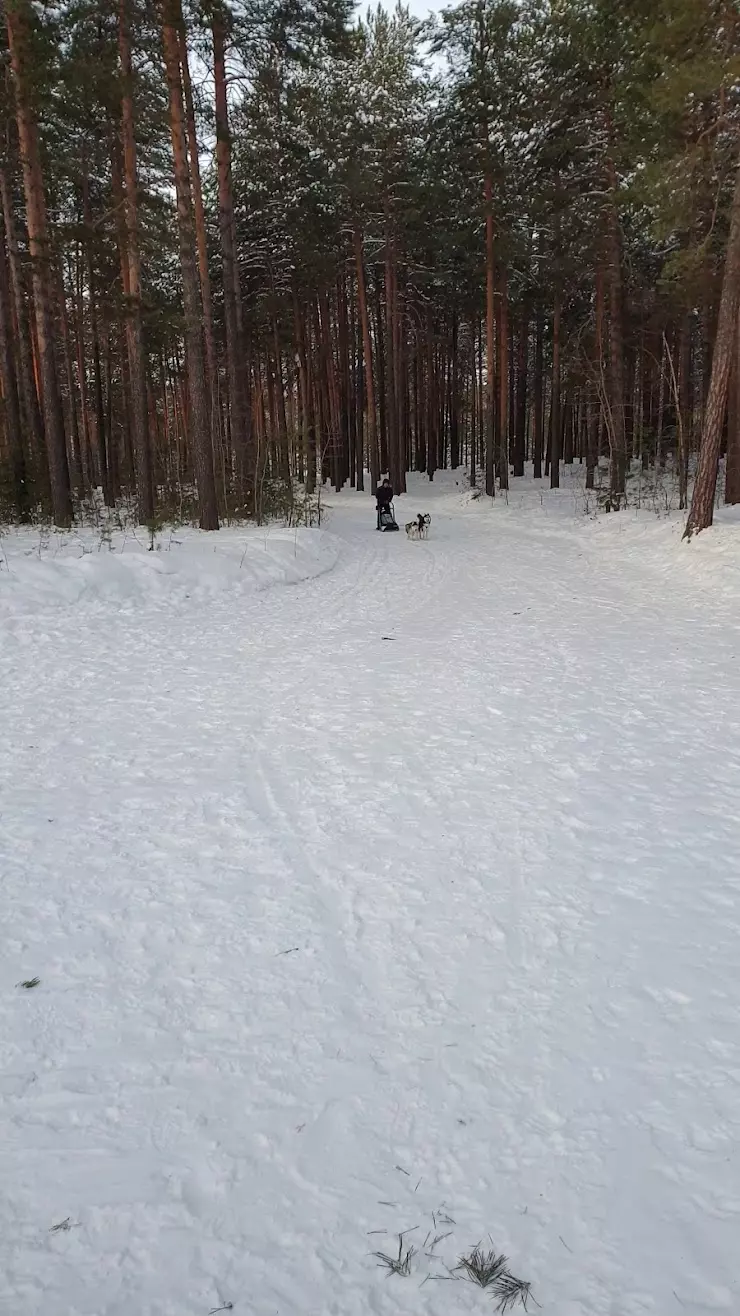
[
  {"xmin": 498, "ymin": 265, "xmax": 509, "ymax": 488},
  {"xmin": 394, "ymin": 264, "xmax": 406, "ymax": 490},
  {"xmin": 513, "ymin": 305, "xmax": 527, "ymax": 478},
  {"xmin": 685, "ymin": 157, "xmax": 740, "ymax": 536},
  {"xmin": 469, "ymin": 331, "xmax": 477, "ymax": 487},
  {"xmin": 0, "ymin": 166, "xmax": 45, "ymax": 496},
  {"xmin": 550, "ymin": 291, "xmax": 561, "ymax": 490},
  {"xmin": 450, "ymin": 310, "xmax": 460, "ymax": 469},
  {"xmin": 55, "ymin": 259, "xmax": 83, "ymax": 496},
  {"xmin": 213, "ymin": 6, "xmax": 250, "ymax": 504},
  {"xmin": 119, "ymin": 0, "xmax": 154, "ymax": 522},
  {"xmin": 585, "ymin": 382, "xmax": 597, "ymax": 490},
  {"xmin": 0, "ymin": 207, "xmax": 30, "ymax": 518},
  {"xmin": 484, "ymin": 169, "xmax": 495, "ymax": 498},
  {"xmin": 354, "ymin": 226, "xmax": 377, "ymax": 488},
  {"xmin": 81, "ymin": 161, "xmax": 112, "ymax": 505},
  {"xmin": 178, "ymin": 15, "xmax": 217, "ymax": 413},
  {"xmin": 383, "ymin": 220, "xmax": 399, "ymax": 490},
  {"xmin": 605, "ymin": 140, "xmax": 627, "ymax": 498},
  {"xmin": 6, "ymin": 0, "xmax": 72, "ymax": 525},
  {"xmin": 162, "ymin": 0, "xmax": 219, "ymax": 530},
  {"xmin": 74, "ymin": 240, "xmax": 94, "ymax": 487},
  {"xmin": 272, "ymin": 317, "xmax": 290, "ymax": 484},
  {"xmin": 533, "ymin": 301, "xmax": 543, "ymax": 479},
  {"xmin": 425, "ymin": 304, "xmax": 436, "ymax": 481},
  {"xmin": 726, "ymin": 311, "xmax": 740, "ymax": 505}
]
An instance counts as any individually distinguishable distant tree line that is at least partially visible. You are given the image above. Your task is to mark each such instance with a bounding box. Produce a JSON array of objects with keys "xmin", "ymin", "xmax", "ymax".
[{"xmin": 0, "ymin": 0, "xmax": 739, "ymax": 535}]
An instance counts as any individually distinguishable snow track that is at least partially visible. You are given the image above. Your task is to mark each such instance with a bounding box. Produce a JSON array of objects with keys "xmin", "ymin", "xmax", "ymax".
[{"xmin": 1, "ymin": 475, "xmax": 739, "ymax": 1316}]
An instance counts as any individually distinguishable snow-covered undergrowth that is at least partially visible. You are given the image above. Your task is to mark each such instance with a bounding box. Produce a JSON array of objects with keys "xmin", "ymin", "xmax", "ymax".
[{"xmin": 2, "ymin": 469, "xmax": 739, "ymax": 1316}]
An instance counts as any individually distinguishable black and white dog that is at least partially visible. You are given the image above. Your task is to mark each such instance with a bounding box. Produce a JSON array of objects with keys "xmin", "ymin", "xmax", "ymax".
[{"xmin": 405, "ymin": 512, "xmax": 431, "ymax": 540}]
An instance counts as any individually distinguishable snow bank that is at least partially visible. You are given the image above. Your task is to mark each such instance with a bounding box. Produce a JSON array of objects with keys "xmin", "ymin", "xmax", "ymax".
[
  {"xmin": 0, "ymin": 524, "xmax": 339, "ymax": 620},
  {"xmin": 577, "ymin": 508, "xmax": 740, "ymax": 602},
  {"xmin": 391, "ymin": 466, "xmax": 740, "ymax": 606}
]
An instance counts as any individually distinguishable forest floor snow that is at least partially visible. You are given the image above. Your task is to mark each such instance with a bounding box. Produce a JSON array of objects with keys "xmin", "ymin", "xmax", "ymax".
[{"xmin": 2, "ymin": 469, "xmax": 740, "ymax": 1316}]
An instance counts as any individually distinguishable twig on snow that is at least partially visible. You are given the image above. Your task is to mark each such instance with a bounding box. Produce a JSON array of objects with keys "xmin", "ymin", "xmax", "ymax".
[{"xmin": 373, "ymin": 1231, "xmax": 416, "ymax": 1277}]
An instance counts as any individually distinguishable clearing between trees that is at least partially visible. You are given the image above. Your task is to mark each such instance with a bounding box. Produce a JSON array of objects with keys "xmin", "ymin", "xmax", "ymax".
[{"xmin": 1, "ymin": 474, "xmax": 739, "ymax": 1315}]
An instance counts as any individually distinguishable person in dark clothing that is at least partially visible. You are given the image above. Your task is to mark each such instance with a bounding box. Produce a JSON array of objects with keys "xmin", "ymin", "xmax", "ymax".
[
  {"xmin": 375, "ymin": 478, "xmax": 394, "ymax": 529},
  {"xmin": 376, "ymin": 478, "xmax": 394, "ymax": 508}
]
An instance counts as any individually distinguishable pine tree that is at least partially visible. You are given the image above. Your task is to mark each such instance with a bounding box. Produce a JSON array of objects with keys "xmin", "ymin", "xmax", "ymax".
[
  {"xmin": 162, "ymin": 0, "xmax": 219, "ymax": 530},
  {"xmin": 6, "ymin": 0, "xmax": 72, "ymax": 526},
  {"xmin": 119, "ymin": 0, "xmax": 155, "ymax": 523}
]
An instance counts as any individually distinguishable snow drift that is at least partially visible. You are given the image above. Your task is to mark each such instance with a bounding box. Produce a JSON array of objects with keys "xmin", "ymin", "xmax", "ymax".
[{"xmin": 0, "ymin": 524, "xmax": 340, "ymax": 620}]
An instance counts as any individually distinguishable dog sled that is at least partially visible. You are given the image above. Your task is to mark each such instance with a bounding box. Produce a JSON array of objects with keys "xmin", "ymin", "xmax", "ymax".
[{"xmin": 377, "ymin": 502, "xmax": 399, "ymax": 532}]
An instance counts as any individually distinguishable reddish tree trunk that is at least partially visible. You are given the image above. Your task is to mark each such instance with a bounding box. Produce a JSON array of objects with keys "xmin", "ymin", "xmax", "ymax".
[
  {"xmin": 562, "ymin": 390, "xmax": 573, "ymax": 464},
  {"xmin": 293, "ymin": 294, "xmax": 309, "ymax": 486},
  {"xmin": 81, "ymin": 162, "xmax": 112, "ymax": 505},
  {"xmin": 354, "ymin": 227, "xmax": 376, "ymax": 489},
  {"xmin": 179, "ymin": 14, "xmax": 217, "ymax": 412},
  {"xmin": 373, "ymin": 274, "xmax": 387, "ymax": 474},
  {"xmin": 551, "ymin": 293, "xmax": 561, "ymax": 490},
  {"xmin": 586, "ymin": 383, "xmax": 597, "ymax": 490},
  {"xmin": 605, "ymin": 143, "xmax": 627, "ymax": 497},
  {"xmin": 119, "ymin": 0, "xmax": 154, "ymax": 521},
  {"xmin": 0, "ymin": 166, "xmax": 45, "ymax": 493},
  {"xmin": 384, "ymin": 222, "xmax": 400, "ymax": 490},
  {"xmin": 74, "ymin": 241, "xmax": 92, "ymax": 487},
  {"xmin": 726, "ymin": 312, "xmax": 740, "ymax": 504},
  {"xmin": 678, "ymin": 318, "xmax": 691, "ymax": 511},
  {"xmin": 425, "ymin": 304, "xmax": 436, "ymax": 481},
  {"xmin": 162, "ymin": 0, "xmax": 219, "ymax": 529},
  {"xmin": 55, "ymin": 260, "xmax": 83, "ymax": 496},
  {"xmin": 513, "ymin": 306, "xmax": 527, "ymax": 477},
  {"xmin": 6, "ymin": 0, "xmax": 72, "ymax": 524},
  {"xmin": 394, "ymin": 268, "xmax": 406, "ymax": 489},
  {"xmin": 272, "ymin": 318, "xmax": 290, "ymax": 484},
  {"xmin": 484, "ymin": 169, "xmax": 495, "ymax": 498},
  {"xmin": 0, "ymin": 208, "xmax": 30, "ymax": 517},
  {"xmin": 450, "ymin": 311, "xmax": 460, "ymax": 469},
  {"xmin": 337, "ymin": 273, "xmax": 351, "ymax": 488},
  {"xmin": 213, "ymin": 7, "xmax": 251, "ymax": 504},
  {"xmin": 498, "ymin": 265, "xmax": 509, "ymax": 488},
  {"xmin": 533, "ymin": 302, "xmax": 543, "ymax": 479},
  {"xmin": 686, "ymin": 159, "xmax": 740, "ymax": 535}
]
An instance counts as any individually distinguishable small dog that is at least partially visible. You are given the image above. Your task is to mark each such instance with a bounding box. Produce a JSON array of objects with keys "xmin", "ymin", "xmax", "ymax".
[{"xmin": 405, "ymin": 513, "xmax": 431, "ymax": 541}]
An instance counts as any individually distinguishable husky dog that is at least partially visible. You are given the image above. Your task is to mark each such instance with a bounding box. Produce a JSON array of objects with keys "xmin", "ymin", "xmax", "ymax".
[{"xmin": 405, "ymin": 513, "xmax": 431, "ymax": 540}]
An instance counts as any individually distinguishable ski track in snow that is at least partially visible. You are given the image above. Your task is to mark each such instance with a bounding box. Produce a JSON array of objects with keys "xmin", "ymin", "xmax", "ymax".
[{"xmin": 1, "ymin": 474, "xmax": 740, "ymax": 1316}]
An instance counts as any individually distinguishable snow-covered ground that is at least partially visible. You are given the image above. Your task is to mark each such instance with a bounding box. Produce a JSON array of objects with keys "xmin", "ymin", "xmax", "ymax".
[{"xmin": 2, "ymin": 470, "xmax": 739, "ymax": 1316}]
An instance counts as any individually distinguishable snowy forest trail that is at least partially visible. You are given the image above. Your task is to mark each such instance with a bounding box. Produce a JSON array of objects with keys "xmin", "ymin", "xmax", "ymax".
[{"xmin": 2, "ymin": 477, "xmax": 740, "ymax": 1316}]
